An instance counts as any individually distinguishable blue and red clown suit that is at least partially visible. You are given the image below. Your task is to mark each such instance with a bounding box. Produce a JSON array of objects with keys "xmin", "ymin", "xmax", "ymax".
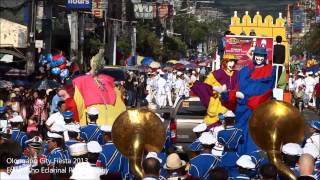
[
  {"xmin": 223, "ymin": 47, "xmax": 276, "ymax": 154},
  {"xmin": 191, "ymin": 54, "xmax": 239, "ymax": 128}
]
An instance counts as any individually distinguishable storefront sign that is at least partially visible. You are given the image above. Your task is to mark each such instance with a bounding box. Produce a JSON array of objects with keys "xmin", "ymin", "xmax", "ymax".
[
  {"xmin": 292, "ymin": 8, "xmax": 305, "ymax": 33},
  {"xmin": 134, "ymin": 3, "xmax": 153, "ymax": 19},
  {"xmin": 92, "ymin": 0, "xmax": 107, "ymax": 18},
  {"xmin": 66, "ymin": 0, "xmax": 92, "ymax": 10}
]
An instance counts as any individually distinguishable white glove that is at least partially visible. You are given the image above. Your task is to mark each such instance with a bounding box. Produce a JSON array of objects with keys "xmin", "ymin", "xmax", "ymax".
[
  {"xmin": 212, "ymin": 84, "xmax": 227, "ymax": 94},
  {"xmin": 236, "ymin": 91, "xmax": 245, "ymax": 99},
  {"xmin": 220, "ymin": 84, "xmax": 227, "ymax": 93}
]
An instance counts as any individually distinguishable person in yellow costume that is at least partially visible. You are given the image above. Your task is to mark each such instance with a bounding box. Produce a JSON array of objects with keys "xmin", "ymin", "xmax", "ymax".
[
  {"xmin": 72, "ymin": 49, "xmax": 126, "ymax": 126},
  {"xmin": 192, "ymin": 54, "xmax": 239, "ymax": 128}
]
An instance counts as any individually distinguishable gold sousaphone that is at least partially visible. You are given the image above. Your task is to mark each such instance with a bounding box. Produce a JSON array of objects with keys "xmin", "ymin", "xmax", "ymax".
[
  {"xmin": 112, "ymin": 109, "xmax": 166, "ymax": 179},
  {"xmin": 249, "ymin": 100, "xmax": 305, "ymax": 180}
]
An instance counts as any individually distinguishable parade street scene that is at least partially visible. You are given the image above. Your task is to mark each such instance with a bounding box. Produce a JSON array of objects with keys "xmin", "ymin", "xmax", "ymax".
[{"xmin": 1, "ymin": 0, "xmax": 320, "ymax": 179}]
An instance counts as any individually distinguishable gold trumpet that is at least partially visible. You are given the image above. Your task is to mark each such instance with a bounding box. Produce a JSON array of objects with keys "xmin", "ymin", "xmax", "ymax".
[
  {"xmin": 112, "ymin": 109, "xmax": 166, "ymax": 179},
  {"xmin": 249, "ymin": 100, "xmax": 305, "ymax": 180}
]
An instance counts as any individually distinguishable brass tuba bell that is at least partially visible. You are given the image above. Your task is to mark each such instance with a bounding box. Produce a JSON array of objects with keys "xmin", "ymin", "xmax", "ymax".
[
  {"xmin": 112, "ymin": 109, "xmax": 166, "ymax": 178},
  {"xmin": 249, "ymin": 100, "xmax": 305, "ymax": 180}
]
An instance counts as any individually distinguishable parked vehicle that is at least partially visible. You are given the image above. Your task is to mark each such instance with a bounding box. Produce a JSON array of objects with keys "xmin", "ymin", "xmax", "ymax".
[{"xmin": 159, "ymin": 96, "xmax": 206, "ymax": 151}]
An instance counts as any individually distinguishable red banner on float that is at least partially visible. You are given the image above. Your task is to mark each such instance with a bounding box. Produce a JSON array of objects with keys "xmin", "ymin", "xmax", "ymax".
[{"xmin": 224, "ymin": 35, "xmax": 274, "ymax": 70}]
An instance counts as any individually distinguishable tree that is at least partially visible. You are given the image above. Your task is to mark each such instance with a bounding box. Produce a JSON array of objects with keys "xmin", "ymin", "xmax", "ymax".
[
  {"xmin": 117, "ymin": 34, "xmax": 131, "ymax": 57},
  {"xmin": 135, "ymin": 23, "xmax": 163, "ymax": 58},
  {"xmin": 173, "ymin": 15, "xmax": 228, "ymax": 50},
  {"xmin": 162, "ymin": 36, "xmax": 188, "ymax": 60},
  {"xmin": 83, "ymin": 32, "xmax": 103, "ymax": 70},
  {"xmin": 290, "ymin": 25, "xmax": 320, "ymax": 56},
  {"xmin": 304, "ymin": 24, "xmax": 320, "ymax": 56}
]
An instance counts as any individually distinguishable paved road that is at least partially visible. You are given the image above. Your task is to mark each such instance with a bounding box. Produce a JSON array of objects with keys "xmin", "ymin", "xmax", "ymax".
[{"xmin": 303, "ymin": 109, "xmax": 319, "ymax": 122}]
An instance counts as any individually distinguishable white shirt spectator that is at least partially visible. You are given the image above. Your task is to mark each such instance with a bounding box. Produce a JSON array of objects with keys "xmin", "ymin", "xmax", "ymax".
[
  {"xmin": 156, "ymin": 77, "xmax": 167, "ymax": 95},
  {"xmin": 175, "ymin": 79, "xmax": 186, "ymax": 96},
  {"xmin": 305, "ymin": 76, "xmax": 316, "ymax": 93},
  {"xmin": 45, "ymin": 111, "xmax": 65, "ymax": 127},
  {"xmin": 294, "ymin": 78, "xmax": 306, "ymax": 92}
]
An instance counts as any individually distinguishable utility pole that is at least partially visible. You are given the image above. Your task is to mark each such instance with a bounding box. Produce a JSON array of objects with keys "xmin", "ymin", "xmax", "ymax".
[
  {"xmin": 103, "ymin": 10, "xmax": 108, "ymax": 63},
  {"xmin": 43, "ymin": 0, "xmax": 53, "ymax": 54},
  {"xmin": 112, "ymin": 21, "xmax": 118, "ymax": 66},
  {"xmin": 79, "ymin": 13, "xmax": 84, "ymax": 66},
  {"xmin": 70, "ymin": 11, "xmax": 79, "ymax": 66},
  {"xmin": 26, "ymin": 0, "xmax": 36, "ymax": 75},
  {"xmin": 131, "ymin": 22, "xmax": 137, "ymax": 57},
  {"xmin": 121, "ymin": 0, "xmax": 126, "ymax": 32}
]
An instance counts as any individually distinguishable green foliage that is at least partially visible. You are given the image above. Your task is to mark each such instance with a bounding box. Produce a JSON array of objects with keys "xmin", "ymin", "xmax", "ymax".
[
  {"xmin": 162, "ymin": 36, "xmax": 188, "ymax": 60},
  {"xmin": 136, "ymin": 23, "xmax": 163, "ymax": 58},
  {"xmin": 82, "ymin": 33, "xmax": 103, "ymax": 71},
  {"xmin": 304, "ymin": 25, "xmax": 320, "ymax": 56},
  {"xmin": 117, "ymin": 34, "xmax": 131, "ymax": 56},
  {"xmin": 122, "ymin": 14, "xmax": 228, "ymax": 60},
  {"xmin": 173, "ymin": 15, "xmax": 228, "ymax": 49},
  {"xmin": 291, "ymin": 41, "xmax": 305, "ymax": 56},
  {"xmin": 83, "ymin": 33, "xmax": 103, "ymax": 60},
  {"xmin": 291, "ymin": 25, "xmax": 320, "ymax": 56}
]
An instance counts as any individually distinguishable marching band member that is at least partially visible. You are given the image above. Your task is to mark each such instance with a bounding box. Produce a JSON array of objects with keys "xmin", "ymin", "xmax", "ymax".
[
  {"xmin": 80, "ymin": 107, "xmax": 102, "ymax": 143},
  {"xmin": 188, "ymin": 132, "xmax": 221, "ymax": 180}
]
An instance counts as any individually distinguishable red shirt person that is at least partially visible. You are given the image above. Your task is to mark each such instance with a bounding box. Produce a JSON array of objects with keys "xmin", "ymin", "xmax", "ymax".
[{"xmin": 314, "ymin": 79, "xmax": 320, "ymax": 111}]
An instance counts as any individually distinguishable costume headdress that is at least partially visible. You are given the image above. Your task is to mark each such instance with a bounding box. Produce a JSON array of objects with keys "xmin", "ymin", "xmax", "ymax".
[
  {"xmin": 90, "ymin": 49, "xmax": 105, "ymax": 75},
  {"xmin": 223, "ymin": 54, "xmax": 237, "ymax": 62}
]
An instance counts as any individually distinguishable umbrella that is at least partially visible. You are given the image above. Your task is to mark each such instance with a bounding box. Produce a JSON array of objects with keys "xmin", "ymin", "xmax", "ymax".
[
  {"xmin": 178, "ymin": 60, "xmax": 190, "ymax": 65},
  {"xmin": 141, "ymin": 57, "xmax": 154, "ymax": 66},
  {"xmin": 198, "ymin": 61, "xmax": 208, "ymax": 67},
  {"xmin": 149, "ymin": 61, "xmax": 161, "ymax": 68},
  {"xmin": 164, "ymin": 63, "xmax": 174, "ymax": 67},
  {"xmin": 127, "ymin": 56, "xmax": 137, "ymax": 66},
  {"xmin": 185, "ymin": 63, "xmax": 198, "ymax": 69},
  {"xmin": 137, "ymin": 56, "xmax": 144, "ymax": 65},
  {"xmin": 163, "ymin": 66, "xmax": 173, "ymax": 71},
  {"xmin": 32, "ymin": 79, "xmax": 61, "ymax": 90},
  {"xmin": 138, "ymin": 65, "xmax": 150, "ymax": 73},
  {"xmin": 13, "ymin": 80, "xmax": 32, "ymax": 87},
  {"xmin": 167, "ymin": 60, "xmax": 178, "ymax": 64},
  {"xmin": 173, "ymin": 63, "xmax": 185, "ymax": 71},
  {"xmin": 0, "ymin": 80, "xmax": 13, "ymax": 89}
]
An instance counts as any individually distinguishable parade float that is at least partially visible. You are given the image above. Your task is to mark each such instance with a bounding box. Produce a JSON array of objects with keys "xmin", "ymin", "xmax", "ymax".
[
  {"xmin": 225, "ymin": 11, "xmax": 290, "ymax": 102},
  {"xmin": 72, "ymin": 49, "xmax": 126, "ymax": 126}
]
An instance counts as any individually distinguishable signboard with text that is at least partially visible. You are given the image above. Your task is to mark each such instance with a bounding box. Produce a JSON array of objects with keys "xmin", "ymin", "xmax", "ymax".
[
  {"xmin": 133, "ymin": 2, "xmax": 173, "ymax": 19},
  {"xmin": 134, "ymin": 3, "xmax": 153, "ymax": 19},
  {"xmin": 153, "ymin": 3, "xmax": 173, "ymax": 19},
  {"xmin": 66, "ymin": 0, "xmax": 92, "ymax": 10},
  {"xmin": 224, "ymin": 35, "xmax": 274, "ymax": 70},
  {"xmin": 292, "ymin": 8, "xmax": 305, "ymax": 33},
  {"xmin": 92, "ymin": 0, "xmax": 107, "ymax": 18}
]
